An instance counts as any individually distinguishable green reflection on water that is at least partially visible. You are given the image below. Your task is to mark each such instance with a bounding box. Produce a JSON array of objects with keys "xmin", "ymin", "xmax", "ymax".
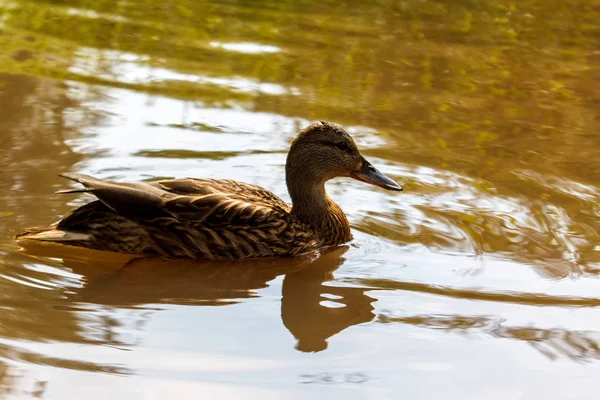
[{"xmin": 2, "ymin": 0, "xmax": 599, "ymax": 179}]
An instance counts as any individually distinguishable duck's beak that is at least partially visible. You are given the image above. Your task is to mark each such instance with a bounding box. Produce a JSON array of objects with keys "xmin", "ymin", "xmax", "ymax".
[{"xmin": 351, "ymin": 157, "xmax": 403, "ymax": 191}]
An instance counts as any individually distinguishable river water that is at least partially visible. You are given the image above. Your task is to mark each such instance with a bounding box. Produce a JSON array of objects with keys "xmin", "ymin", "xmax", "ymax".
[{"xmin": 1, "ymin": 0, "xmax": 600, "ymax": 398}]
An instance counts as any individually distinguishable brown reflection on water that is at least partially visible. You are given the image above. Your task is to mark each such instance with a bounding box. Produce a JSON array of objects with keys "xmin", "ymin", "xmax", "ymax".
[
  {"xmin": 0, "ymin": 73, "xmax": 85, "ymax": 240},
  {"xmin": 18, "ymin": 243, "xmax": 372, "ymax": 353},
  {"xmin": 357, "ymin": 277, "xmax": 600, "ymax": 308},
  {"xmin": 0, "ymin": 341, "xmax": 127, "ymax": 375}
]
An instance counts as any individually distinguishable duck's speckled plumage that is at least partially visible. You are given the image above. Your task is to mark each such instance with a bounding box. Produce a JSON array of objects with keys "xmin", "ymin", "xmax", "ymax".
[{"xmin": 16, "ymin": 121, "xmax": 402, "ymax": 259}]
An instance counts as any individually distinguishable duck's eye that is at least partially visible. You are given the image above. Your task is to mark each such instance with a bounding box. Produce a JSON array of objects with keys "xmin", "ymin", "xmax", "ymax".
[{"xmin": 336, "ymin": 141, "xmax": 349, "ymax": 151}]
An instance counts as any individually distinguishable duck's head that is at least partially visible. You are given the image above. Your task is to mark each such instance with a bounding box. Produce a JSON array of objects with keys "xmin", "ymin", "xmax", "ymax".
[{"xmin": 286, "ymin": 121, "xmax": 403, "ymax": 192}]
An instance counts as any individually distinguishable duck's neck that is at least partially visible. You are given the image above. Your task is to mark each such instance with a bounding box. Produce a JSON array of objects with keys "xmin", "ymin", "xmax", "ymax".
[{"xmin": 287, "ymin": 178, "xmax": 352, "ymax": 246}]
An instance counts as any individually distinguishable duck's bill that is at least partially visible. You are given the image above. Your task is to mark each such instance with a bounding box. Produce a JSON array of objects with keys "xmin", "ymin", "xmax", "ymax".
[{"xmin": 351, "ymin": 158, "xmax": 403, "ymax": 191}]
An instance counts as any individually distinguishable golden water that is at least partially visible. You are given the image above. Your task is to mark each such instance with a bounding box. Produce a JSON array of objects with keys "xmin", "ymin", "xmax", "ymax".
[{"xmin": 1, "ymin": 0, "xmax": 600, "ymax": 398}]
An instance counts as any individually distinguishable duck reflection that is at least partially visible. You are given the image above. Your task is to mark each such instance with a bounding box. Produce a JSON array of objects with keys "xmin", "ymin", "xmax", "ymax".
[
  {"xmin": 281, "ymin": 252, "xmax": 376, "ymax": 352},
  {"xmin": 19, "ymin": 243, "xmax": 376, "ymax": 352}
]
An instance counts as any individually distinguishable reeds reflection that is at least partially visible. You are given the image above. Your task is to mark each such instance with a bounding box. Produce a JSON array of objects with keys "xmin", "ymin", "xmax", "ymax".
[{"xmin": 379, "ymin": 313, "xmax": 600, "ymax": 362}]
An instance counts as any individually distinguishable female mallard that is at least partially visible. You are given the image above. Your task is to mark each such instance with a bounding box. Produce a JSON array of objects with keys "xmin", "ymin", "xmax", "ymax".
[{"xmin": 16, "ymin": 121, "xmax": 402, "ymax": 259}]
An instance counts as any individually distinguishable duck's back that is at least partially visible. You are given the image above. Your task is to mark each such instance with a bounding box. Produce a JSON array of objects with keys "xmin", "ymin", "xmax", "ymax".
[{"xmin": 17, "ymin": 174, "xmax": 320, "ymax": 259}]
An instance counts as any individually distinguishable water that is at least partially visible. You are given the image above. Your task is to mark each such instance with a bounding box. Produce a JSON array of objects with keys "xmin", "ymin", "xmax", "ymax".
[{"xmin": 1, "ymin": 0, "xmax": 600, "ymax": 398}]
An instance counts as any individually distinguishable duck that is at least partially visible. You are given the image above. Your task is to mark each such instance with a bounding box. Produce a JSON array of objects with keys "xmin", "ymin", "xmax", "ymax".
[{"xmin": 16, "ymin": 121, "xmax": 402, "ymax": 259}]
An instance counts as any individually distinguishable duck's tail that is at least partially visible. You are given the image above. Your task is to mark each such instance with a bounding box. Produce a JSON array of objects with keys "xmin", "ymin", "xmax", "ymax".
[
  {"xmin": 15, "ymin": 226, "xmax": 91, "ymax": 243},
  {"xmin": 15, "ymin": 173, "xmax": 104, "ymax": 243}
]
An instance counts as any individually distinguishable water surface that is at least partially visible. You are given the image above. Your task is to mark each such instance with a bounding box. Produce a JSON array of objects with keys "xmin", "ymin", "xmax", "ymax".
[{"xmin": 1, "ymin": 0, "xmax": 600, "ymax": 398}]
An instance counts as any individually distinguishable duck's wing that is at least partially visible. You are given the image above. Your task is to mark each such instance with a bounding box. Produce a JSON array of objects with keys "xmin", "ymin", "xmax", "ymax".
[
  {"xmin": 153, "ymin": 178, "xmax": 290, "ymax": 210},
  {"xmin": 57, "ymin": 173, "xmax": 290, "ymax": 224},
  {"xmin": 56, "ymin": 173, "xmax": 175, "ymax": 218},
  {"xmin": 23, "ymin": 173, "xmax": 316, "ymax": 259}
]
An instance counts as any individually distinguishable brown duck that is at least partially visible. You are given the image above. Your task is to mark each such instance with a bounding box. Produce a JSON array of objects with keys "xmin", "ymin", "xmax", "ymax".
[{"xmin": 16, "ymin": 121, "xmax": 402, "ymax": 259}]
